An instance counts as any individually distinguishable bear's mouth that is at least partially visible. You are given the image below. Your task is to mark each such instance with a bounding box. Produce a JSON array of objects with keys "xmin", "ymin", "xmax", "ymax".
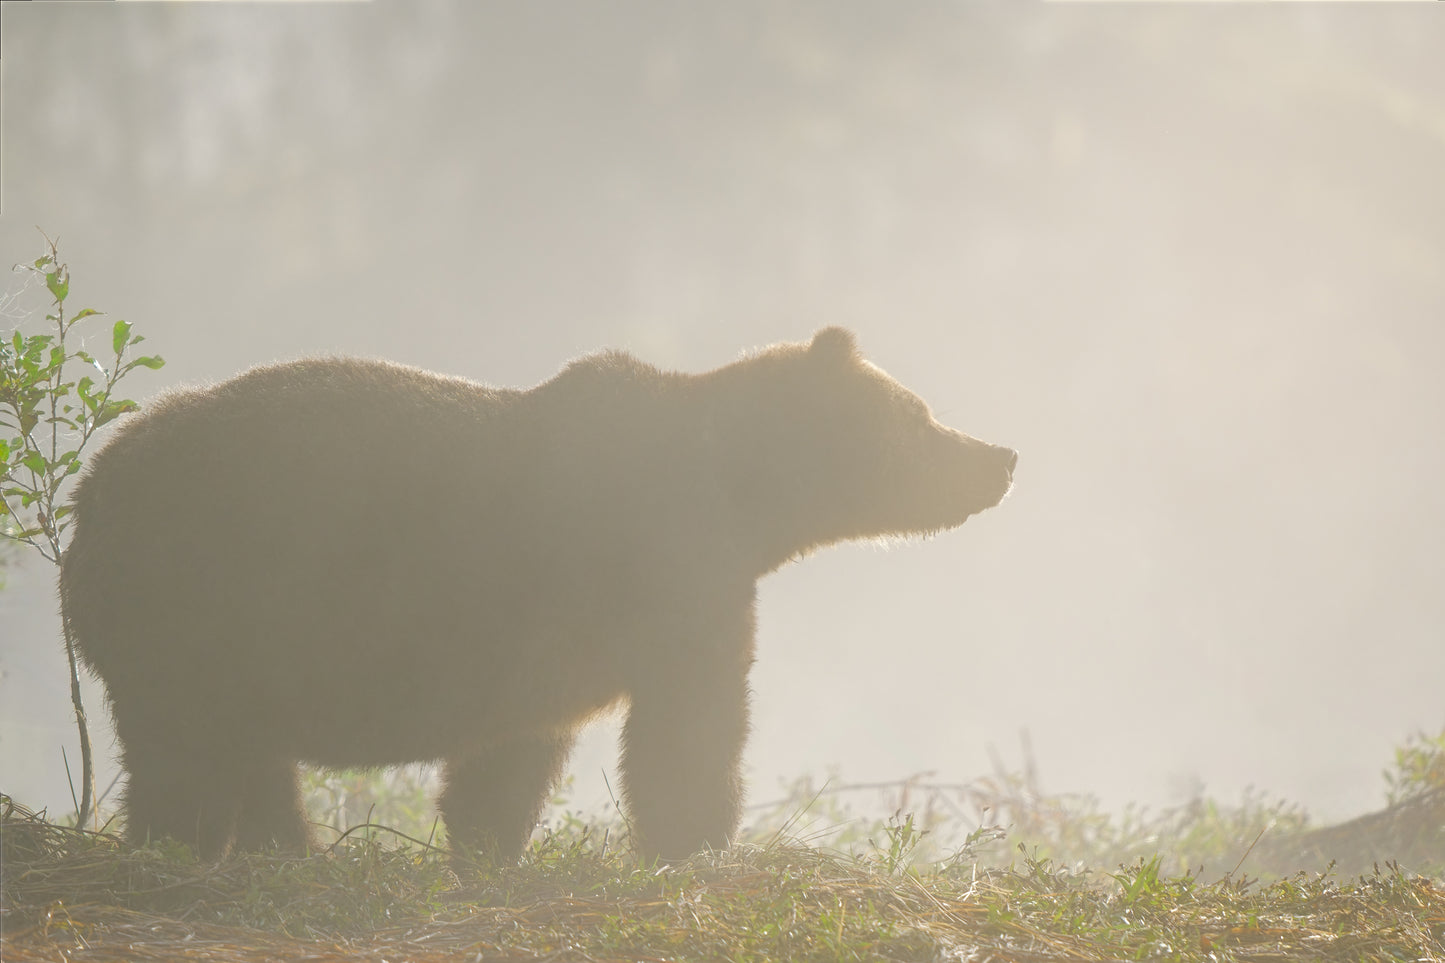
[{"xmin": 949, "ymin": 476, "xmax": 1014, "ymax": 528}]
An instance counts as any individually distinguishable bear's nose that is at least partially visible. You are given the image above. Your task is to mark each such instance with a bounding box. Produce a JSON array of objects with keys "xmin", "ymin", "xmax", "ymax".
[{"xmin": 1001, "ymin": 447, "xmax": 1018, "ymax": 474}]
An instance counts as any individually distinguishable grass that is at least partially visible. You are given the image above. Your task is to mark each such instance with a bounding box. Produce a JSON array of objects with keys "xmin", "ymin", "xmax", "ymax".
[
  {"xmin": 4, "ymin": 738, "xmax": 1445, "ymax": 963},
  {"xmin": 3, "ymin": 797, "xmax": 1442, "ymax": 962}
]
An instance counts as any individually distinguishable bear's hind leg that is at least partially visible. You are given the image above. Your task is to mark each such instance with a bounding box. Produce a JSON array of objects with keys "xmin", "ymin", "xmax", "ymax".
[
  {"xmin": 118, "ymin": 736, "xmax": 242, "ymax": 858},
  {"xmin": 233, "ymin": 759, "xmax": 315, "ymax": 852},
  {"xmin": 440, "ymin": 734, "xmax": 575, "ymax": 860}
]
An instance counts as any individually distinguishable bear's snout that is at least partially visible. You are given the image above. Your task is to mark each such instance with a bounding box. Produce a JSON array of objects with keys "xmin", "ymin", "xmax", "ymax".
[
  {"xmin": 947, "ymin": 429, "xmax": 1017, "ymax": 479},
  {"xmin": 988, "ymin": 443, "xmax": 1018, "ymax": 499},
  {"xmin": 962, "ymin": 439, "xmax": 1017, "ymax": 508},
  {"xmin": 999, "ymin": 446, "xmax": 1019, "ymax": 477}
]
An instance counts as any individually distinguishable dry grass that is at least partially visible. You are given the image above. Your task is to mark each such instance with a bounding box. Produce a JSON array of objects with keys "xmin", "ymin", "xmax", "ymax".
[{"xmin": 4, "ymin": 793, "xmax": 1444, "ymax": 962}]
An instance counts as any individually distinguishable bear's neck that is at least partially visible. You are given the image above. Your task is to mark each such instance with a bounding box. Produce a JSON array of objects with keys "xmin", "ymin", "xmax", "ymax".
[{"xmin": 689, "ymin": 376, "xmax": 840, "ymax": 577}]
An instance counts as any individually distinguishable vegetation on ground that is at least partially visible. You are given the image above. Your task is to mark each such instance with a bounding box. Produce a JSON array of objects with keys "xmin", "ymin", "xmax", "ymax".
[
  {"xmin": 1, "ymin": 233, "xmax": 165, "ymax": 830},
  {"xmin": 4, "ymin": 732, "xmax": 1443, "ymax": 961}
]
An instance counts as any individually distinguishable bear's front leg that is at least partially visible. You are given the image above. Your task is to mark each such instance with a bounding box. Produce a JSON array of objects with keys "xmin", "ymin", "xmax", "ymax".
[
  {"xmin": 440, "ymin": 733, "xmax": 574, "ymax": 861},
  {"xmin": 620, "ymin": 648, "xmax": 752, "ymax": 863}
]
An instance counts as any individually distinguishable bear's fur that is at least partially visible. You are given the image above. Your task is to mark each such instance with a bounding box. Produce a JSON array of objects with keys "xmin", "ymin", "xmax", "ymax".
[{"xmin": 59, "ymin": 327, "xmax": 1015, "ymax": 861}]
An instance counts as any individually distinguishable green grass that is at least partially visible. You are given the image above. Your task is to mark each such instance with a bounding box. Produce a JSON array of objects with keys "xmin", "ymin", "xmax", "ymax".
[
  {"xmin": 3, "ymin": 794, "xmax": 1441, "ymax": 962},
  {"xmin": 4, "ymin": 733, "xmax": 1444, "ymax": 962}
]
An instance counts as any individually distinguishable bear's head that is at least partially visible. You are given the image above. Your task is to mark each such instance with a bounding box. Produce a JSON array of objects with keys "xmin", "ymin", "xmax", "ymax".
[{"xmin": 716, "ymin": 327, "xmax": 1016, "ymax": 568}]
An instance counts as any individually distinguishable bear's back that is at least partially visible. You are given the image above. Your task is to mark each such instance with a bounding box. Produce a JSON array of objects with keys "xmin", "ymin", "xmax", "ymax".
[{"xmin": 72, "ymin": 358, "xmax": 508, "ymax": 520}]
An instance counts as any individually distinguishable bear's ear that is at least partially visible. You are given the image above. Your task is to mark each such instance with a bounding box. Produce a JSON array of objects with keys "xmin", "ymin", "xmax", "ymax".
[{"xmin": 808, "ymin": 327, "xmax": 859, "ymax": 363}]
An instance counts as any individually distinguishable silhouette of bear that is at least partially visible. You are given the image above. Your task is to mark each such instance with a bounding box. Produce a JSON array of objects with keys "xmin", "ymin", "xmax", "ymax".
[{"xmin": 60, "ymin": 327, "xmax": 1015, "ymax": 861}]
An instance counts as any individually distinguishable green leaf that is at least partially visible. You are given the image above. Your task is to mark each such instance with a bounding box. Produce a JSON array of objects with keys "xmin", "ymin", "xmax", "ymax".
[
  {"xmin": 129, "ymin": 355, "xmax": 165, "ymax": 370},
  {"xmin": 71, "ymin": 308, "xmax": 102, "ymax": 322},
  {"xmin": 77, "ymin": 376, "xmax": 98, "ymax": 413},
  {"xmin": 20, "ymin": 451, "xmax": 45, "ymax": 475},
  {"xmin": 33, "ymin": 255, "xmax": 53, "ymax": 270},
  {"xmin": 93, "ymin": 398, "xmax": 138, "ymax": 428},
  {"xmin": 46, "ymin": 269, "xmax": 69, "ymax": 303},
  {"xmin": 76, "ymin": 352, "xmax": 107, "ymax": 378},
  {"xmin": 112, "ymin": 320, "xmax": 133, "ymax": 356}
]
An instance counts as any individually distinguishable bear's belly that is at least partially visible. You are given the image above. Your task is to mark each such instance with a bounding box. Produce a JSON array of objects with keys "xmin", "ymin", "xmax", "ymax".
[
  {"xmin": 206, "ymin": 634, "xmax": 629, "ymax": 766},
  {"xmin": 284, "ymin": 688, "xmax": 628, "ymax": 768}
]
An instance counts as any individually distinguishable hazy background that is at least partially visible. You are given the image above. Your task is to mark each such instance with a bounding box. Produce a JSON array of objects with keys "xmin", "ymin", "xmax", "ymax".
[{"xmin": 2, "ymin": 1, "xmax": 1442, "ymax": 827}]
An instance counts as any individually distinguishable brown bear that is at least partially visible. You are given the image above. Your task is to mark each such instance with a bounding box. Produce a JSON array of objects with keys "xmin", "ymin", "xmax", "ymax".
[{"xmin": 59, "ymin": 327, "xmax": 1015, "ymax": 861}]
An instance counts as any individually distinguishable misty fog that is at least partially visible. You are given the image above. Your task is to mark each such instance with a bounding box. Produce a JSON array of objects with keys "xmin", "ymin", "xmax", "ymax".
[{"xmin": 1, "ymin": 1, "xmax": 1442, "ymax": 828}]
